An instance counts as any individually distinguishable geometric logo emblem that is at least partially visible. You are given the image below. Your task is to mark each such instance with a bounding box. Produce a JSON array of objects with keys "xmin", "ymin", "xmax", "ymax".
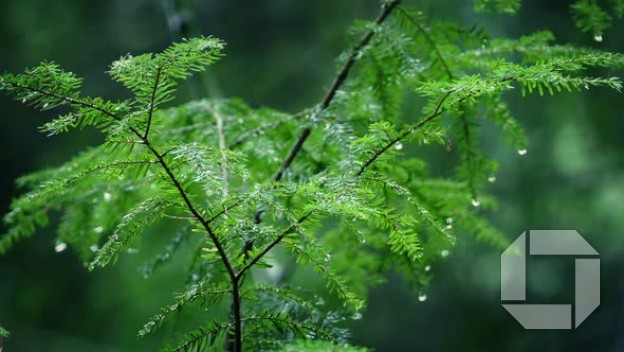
[{"xmin": 501, "ymin": 230, "xmax": 599, "ymax": 329}]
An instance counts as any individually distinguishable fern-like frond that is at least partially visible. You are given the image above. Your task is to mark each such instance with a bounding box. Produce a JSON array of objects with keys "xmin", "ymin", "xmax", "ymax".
[
  {"xmin": 89, "ymin": 196, "xmax": 174, "ymax": 269},
  {"xmin": 164, "ymin": 319, "xmax": 230, "ymax": 352},
  {"xmin": 139, "ymin": 280, "xmax": 230, "ymax": 338},
  {"xmin": 108, "ymin": 37, "xmax": 224, "ymax": 111}
]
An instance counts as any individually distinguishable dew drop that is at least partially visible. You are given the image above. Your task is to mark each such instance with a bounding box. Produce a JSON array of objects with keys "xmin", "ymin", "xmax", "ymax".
[
  {"xmin": 394, "ymin": 142, "xmax": 403, "ymax": 151},
  {"xmin": 446, "ymin": 217, "xmax": 453, "ymax": 224},
  {"xmin": 517, "ymin": 149, "xmax": 527, "ymax": 156},
  {"xmin": 325, "ymin": 254, "xmax": 332, "ymax": 262},
  {"xmin": 471, "ymin": 198, "xmax": 481, "ymax": 207},
  {"xmin": 488, "ymin": 176, "xmax": 497, "ymax": 183},
  {"xmin": 425, "ymin": 265, "xmax": 431, "ymax": 272},
  {"xmin": 446, "ymin": 224, "xmax": 453, "ymax": 230},
  {"xmin": 418, "ymin": 294, "xmax": 427, "ymax": 302},
  {"xmin": 94, "ymin": 226, "xmax": 104, "ymax": 234},
  {"xmin": 90, "ymin": 244, "xmax": 99, "ymax": 252},
  {"xmin": 103, "ymin": 192, "xmax": 112, "ymax": 202},
  {"xmin": 55, "ymin": 242, "xmax": 67, "ymax": 253},
  {"xmin": 441, "ymin": 249, "xmax": 450, "ymax": 258},
  {"xmin": 594, "ymin": 34, "xmax": 603, "ymax": 42}
]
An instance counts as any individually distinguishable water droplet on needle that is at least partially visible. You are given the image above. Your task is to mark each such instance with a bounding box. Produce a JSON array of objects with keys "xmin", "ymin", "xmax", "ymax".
[{"xmin": 55, "ymin": 242, "xmax": 67, "ymax": 253}]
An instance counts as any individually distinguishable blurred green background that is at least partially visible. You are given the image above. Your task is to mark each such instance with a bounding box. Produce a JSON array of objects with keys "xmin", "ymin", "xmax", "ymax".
[{"xmin": 1, "ymin": 0, "xmax": 623, "ymax": 351}]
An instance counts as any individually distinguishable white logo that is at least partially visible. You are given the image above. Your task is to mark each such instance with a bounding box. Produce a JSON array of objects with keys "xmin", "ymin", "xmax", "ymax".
[{"xmin": 501, "ymin": 230, "xmax": 600, "ymax": 329}]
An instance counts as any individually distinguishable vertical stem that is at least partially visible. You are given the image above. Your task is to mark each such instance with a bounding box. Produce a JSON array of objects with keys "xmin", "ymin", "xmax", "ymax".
[
  {"xmin": 224, "ymin": 278, "xmax": 242, "ymax": 352},
  {"xmin": 233, "ymin": 279, "xmax": 243, "ymax": 352},
  {"xmin": 211, "ymin": 104, "xmax": 230, "ymax": 198}
]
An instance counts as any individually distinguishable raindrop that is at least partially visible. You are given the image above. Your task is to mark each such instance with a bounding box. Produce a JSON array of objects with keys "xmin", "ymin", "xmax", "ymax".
[
  {"xmin": 425, "ymin": 265, "xmax": 431, "ymax": 272},
  {"xmin": 43, "ymin": 103, "xmax": 49, "ymax": 109},
  {"xmin": 488, "ymin": 176, "xmax": 497, "ymax": 183},
  {"xmin": 94, "ymin": 226, "xmax": 104, "ymax": 234},
  {"xmin": 90, "ymin": 244, "xmax": 99, "ymax": 252},
  {"xmin": 325, "ymin": 254, "xmax": 332, "ymax": 262},
  {"xmin": 394, "ymin": 142, "xmax": 403, "ymax": 151},
  {"xmin": 446, "ymin": 224, "xmax": 453, "ymax": 230},
  {"xmin": 471, "ymin": 198, "xmax": 481, "ymax": 207},
  {"xmin": 351, "ymin": 312, "xmax": 363, "ymax": 320},
  {"xmin": 446, "ymin": 217, "xmax": 453, "ymax": 224},
  {"xmin": 517, "ymin": 149, "xmax": 527, "ymax": 156},
  {"xmin": 359, "ymin": 237, "xmax": 367, "ymax": 244},
  {"xmin": 418, "ymin": 294, "xmax": 427, "ymax": 302},
  {"xmin": 441, "ymin": 249, "xmax": 450, "ymax": 258},
  {"xmin": 103, "ymin": 192, "xmax": 112, "ymax": 202},
  {"xmin": 594, "ymin": 34, "xmax": 603, "ymax": 42},
  {"xmin": 55, "ymin": 242, "xmax": 67, "ymax": 253}
]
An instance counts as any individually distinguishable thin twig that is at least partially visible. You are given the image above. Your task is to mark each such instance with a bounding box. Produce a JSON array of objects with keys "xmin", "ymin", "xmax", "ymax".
[
  {"xmin": 236, "ymin": 210, "xmax": 315, "ymax": 279},
  {"xmin": 209, "ymin": 104, "xmax": 230, "ymax": 198},
  {"xmin": 357, "ymin": 91, "xmax": 452, "ymax": 176},
  {"xmin": 144, "ymin": 64, "xmax": 165, "ymax": 139},
  {"xmin": 398, "ymin": 7, "xmax": 476, "ymax": 196}
]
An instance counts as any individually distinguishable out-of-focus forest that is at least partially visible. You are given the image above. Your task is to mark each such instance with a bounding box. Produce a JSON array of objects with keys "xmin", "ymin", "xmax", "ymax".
[{"xmin": 1, "ymin": 0, "xmax": 623, "ymax": 351}]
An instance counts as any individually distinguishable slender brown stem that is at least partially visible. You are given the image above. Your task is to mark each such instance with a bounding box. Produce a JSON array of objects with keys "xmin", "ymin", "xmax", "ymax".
[
  {"xmin": 237, "ymin": 210, "xmax": 315, "ymax": 279},
  {"xmin": 144, "ymin": 64, "xmax": 165, "ymax": 139},
  {"xmin": 357, "ymin": 91, "xmax": 452, "ymax": 176}
]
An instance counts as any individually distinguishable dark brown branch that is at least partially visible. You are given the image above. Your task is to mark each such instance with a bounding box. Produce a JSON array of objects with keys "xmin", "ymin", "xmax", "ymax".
[
  {"xmin": 271, "ymin": 0, "xmax": 402, "ymax": 183},
  {"xmin": 241, "ymin": 0, "xmax": 403, "ymax": 287}
]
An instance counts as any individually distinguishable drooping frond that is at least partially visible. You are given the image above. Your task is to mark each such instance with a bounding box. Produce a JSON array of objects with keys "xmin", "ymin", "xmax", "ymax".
[
  {"xmin": 273, "ymin": 340, "xmax": 369, "ymax": 352},
  {"xmin": 164, "ymin": 319, "xmax": 231, "ymax": 352},
  {"xmin": 0, "ymin": 62, "xmax": 131, "ymax": 135},
  {"xmin": 89, "ymin": 196, "xmax": 174, "ymax": 270},
  {"xmin": 139, "ymin": 280, "xmax": 231, "ymax": 338}
]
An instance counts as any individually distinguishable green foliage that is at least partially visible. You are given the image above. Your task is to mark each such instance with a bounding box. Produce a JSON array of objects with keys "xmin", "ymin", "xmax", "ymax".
[
  {"xmin": 570, "ymin": 0, "xmax": 624, "ymax": 38},
  {"xmin": 275, "ymin": 340, "xmax": 368, "ymax": 352},
  {"xmin": 474, "ymin": 0, "xmax": 521, "ymax": 14},
  {"xmin": 1, "ymin": 1, "xmax": 623, "ymax": 351}
]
